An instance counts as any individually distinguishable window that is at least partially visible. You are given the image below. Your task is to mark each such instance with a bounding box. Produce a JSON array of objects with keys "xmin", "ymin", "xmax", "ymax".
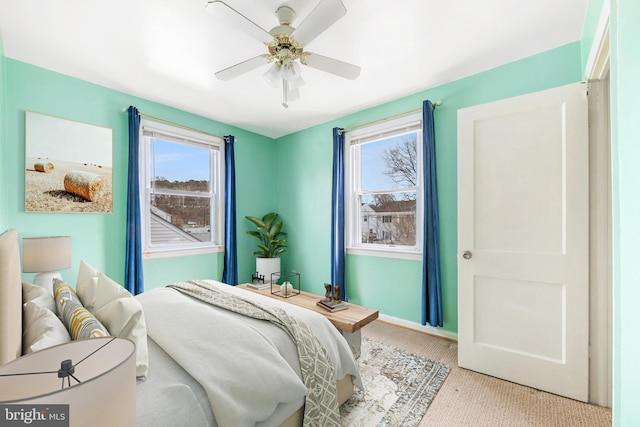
[
  {"xmin": 140, "ymin": 120, "xmax": 224, "ymax": 258},
  {"xmin": 345, "ymin": 114, "xmax": 423, "ymax": 258}
]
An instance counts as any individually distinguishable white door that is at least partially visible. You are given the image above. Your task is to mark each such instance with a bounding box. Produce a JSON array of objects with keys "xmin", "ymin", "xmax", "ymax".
[{"xmin": 457, "ymin": 82, "xmax": 589, "ymax": 401}]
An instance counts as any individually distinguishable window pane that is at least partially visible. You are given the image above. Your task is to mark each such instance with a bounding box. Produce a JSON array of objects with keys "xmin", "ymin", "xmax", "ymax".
[
  {"xmin": 359, "ymin": 192, "xmax": 416, "ymax": 246},
  {"xmin": 361, "ymin": 132, "xmax": 418, "ymax": 191},
  {"xmin": 150, "ymin": 194, "xmax": 212, "ymax": 244},
  {"xmin": 152, "ymin": 138, "xmax": 210, "ymax": 192}
]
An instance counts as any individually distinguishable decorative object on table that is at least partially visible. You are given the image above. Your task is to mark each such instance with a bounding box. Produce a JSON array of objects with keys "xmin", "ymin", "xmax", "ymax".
[
  {"xmin": 281, "ymin": 281, "xmax": 293, "ymax": 294},
  {"xmin": 317, "ymin": 283, "xmax": 348, "ymax": 312},
  {"xmin": 22, "ymin": 236, "xmax": 72, "ymax": 296},
  {"xmin": 270, "ymin": 271, "xmax": 300, "ymax": 298},
  {"xmin": 324, "ymin": 283, "xmax": 332, "ymax": 301},
  {"xmin": 0, "ymin": 337, "xmax": 136, "ymax": 427},
  {"xmin": 245, "ymin": 212, "xmax": 287, "ymax": 283},
  {"xmin": 25, "ymin": 111, "xmax": 113, "ymax": 213},
  {"xmin": 246, "ymin": 273, "xmax": 270, "ymax": 290}
]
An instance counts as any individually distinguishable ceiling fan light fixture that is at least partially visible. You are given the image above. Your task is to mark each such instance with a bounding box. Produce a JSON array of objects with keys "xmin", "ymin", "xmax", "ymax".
[
  {"xmin": 264, "ymin": 58, "xmax": 305, "ymax": 90},
  {"xmin": 263, "ymin": 62, "xmax": 282, "ymax": 87},
  {"xmin": 287, "ymin": 74, "xmax": 305, "ymax": 91},
  {"xmin": 281, "ymin": 58, "xmax": 301, "ymax": 81}
]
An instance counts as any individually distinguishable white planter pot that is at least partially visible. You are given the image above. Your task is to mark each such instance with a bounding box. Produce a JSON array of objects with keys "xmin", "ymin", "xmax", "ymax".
[{"xmin": 256, "ymin": 257, "xmax": 281, "ymax": 283}]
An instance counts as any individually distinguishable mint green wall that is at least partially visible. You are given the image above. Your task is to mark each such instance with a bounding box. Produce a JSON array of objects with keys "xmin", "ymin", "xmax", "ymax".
[
  {"xmin": 581, "ymin": 0, "xmax": 606, "ymax": 74},
  {"xmin": 0, "ymin": 29, "xmax": 7, "ymax": 231},
  {"xmin": 609, "ymin": 0, "xmax": 640, "ymax": 424},
  {"xmin": 3, "ymin": 58, "xmax": 275, "ymax": 289},
  {"xmin": 275, "ymin": 42, "xmax": 583, "ymax": 332}
]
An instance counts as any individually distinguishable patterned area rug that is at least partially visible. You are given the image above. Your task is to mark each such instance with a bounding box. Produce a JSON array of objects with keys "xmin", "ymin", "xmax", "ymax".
[{"xmin": 340, "ymin": 337, "xmax": 451, "ymax": 426}]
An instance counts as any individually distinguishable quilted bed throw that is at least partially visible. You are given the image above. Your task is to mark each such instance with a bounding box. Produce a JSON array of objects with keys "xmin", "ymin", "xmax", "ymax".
[{"xmin": 168, "ymin": 280, "xmax": 341, "ymax": 427}]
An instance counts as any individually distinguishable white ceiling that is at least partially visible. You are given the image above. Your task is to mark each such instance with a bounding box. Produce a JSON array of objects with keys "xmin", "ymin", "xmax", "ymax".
[{"xmin": 0, "ymin": 0, "xmax": 588, "ymax": 138}]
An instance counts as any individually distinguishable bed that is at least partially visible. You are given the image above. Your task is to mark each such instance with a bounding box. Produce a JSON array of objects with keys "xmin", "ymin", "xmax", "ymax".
[{"xmin": 0, "ymin": 229, "xmax": 361, "ymax": 426}]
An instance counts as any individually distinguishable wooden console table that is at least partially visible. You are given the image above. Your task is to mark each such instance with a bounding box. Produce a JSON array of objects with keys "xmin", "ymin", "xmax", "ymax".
[
  {"xmin": 238, "ymin": 284, "xmax": 379, "ymax": 357},
  {"xmin": 238, "ymin": 284, "xmax": 378, "ymax": 333}
]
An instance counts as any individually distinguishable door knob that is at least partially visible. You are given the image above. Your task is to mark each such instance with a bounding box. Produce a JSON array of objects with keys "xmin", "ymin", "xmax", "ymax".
[{"xmin": 462, "ymin": 251, "xmax": 472, "ymax": 260}]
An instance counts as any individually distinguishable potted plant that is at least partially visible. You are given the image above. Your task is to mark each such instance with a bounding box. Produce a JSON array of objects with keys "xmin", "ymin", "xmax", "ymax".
[{"xmin": 245, "ymin": 212, "xmax": 287, "ymax": 283}]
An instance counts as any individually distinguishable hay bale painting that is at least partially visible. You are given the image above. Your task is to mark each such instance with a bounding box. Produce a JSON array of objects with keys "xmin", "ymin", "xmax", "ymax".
[
  {"xmin": 64, "ymin": 171, "xmax": 104, "ymax": 202},
  {"xmin": 25, "ymin": 111, "xmax": 113, "ymax": 213},
  {"xmin": 34, "ymin": 162, "xmax": 55, "ymax": 173}
]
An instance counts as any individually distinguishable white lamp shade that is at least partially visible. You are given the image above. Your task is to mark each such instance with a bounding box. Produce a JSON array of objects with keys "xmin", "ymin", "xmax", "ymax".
[
  {"xmin": 281, "ymin": 58, "xmax": 302, "ymax": 84},
  {"xmin": 0, "ymin": 337, "xmax": 136, "ymax": 427},
  {"xmin": 22, "ymin": 236, "xmax": 71, "ymax": 273},
  {"xmin": 263, "ymin": 63, "xmax": 282, "ymax": 87}
]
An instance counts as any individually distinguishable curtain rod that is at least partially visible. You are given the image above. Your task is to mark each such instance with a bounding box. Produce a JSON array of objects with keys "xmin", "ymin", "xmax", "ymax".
[
  {"xmin": 338, "ymin": 100, "xmax": 442, "ymax": 135},
  {"xmin": 122, "ymin": 107, "xmax": 227, "ymax": 140}
]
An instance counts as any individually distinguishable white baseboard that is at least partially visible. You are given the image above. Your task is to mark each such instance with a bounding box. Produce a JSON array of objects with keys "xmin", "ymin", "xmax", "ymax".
[{"xmin": 377, "ymin": 314, "xmax": 459, "ymax": 342}]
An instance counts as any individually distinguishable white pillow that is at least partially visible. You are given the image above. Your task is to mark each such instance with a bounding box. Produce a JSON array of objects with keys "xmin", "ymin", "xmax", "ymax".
[
  {"xmin": 22, "ymin": 282, "xmax": 56, "ymax": 312},
  {"xmin": 76, "ymin": 260, "xmax": 100, "ymax": 313},
  {"xmin": 23, "ymin": 301, "xmax": 71, "ymax": 354},
  {"xmin": 94, "ymin": 273, "xmax": 149, "ymax": 378}
]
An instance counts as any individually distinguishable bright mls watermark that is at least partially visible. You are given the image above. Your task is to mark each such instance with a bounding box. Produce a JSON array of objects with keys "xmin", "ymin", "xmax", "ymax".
[{"xmin": 0, "ymin": 405, "xmax": 69, "ymax": 426}]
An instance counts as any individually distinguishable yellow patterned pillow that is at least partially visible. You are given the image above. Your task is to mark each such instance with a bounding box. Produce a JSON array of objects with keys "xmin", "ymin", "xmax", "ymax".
[
  {"xmin": 54, "ymin": 279, "xmax": 109, "ymax": 340},
  {"xmin": 53, "ymin": 279, "xmax": 81, "ymax": 314}
]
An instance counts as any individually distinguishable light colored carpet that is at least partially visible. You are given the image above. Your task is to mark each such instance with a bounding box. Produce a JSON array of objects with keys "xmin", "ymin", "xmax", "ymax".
[
  {"xmin": 340, "ymin": 337, "xmax": 450, "ymax": 426},
  {"xmin": 361, "ymin": 320, "xmax": 612, "ymax": 427}
]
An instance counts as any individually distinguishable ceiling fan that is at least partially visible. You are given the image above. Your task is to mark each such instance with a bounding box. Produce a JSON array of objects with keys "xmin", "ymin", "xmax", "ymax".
[{"xmin": 206, "ymin": 0, "xmax": 361, "ymax": 108}]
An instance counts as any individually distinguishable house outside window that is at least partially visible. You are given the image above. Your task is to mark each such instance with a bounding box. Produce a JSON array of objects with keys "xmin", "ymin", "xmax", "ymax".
[
  {"xmin": 140, "ymin": 120, "xmax": 224, "ymax": 258},
  {"xmin": 345, "ymin": 113, "xmax": 423, "ymax": 260}
]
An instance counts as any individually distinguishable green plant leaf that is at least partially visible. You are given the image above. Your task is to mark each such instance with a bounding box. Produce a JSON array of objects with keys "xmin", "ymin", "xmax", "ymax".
[
  {"xmin": 246, "ymin": 212, "xmax": 287, "ymax": 257},
  {"xmin": 270, "ymin": 219, "xmax": 283, "ymax": 236},
  {"xmin": 245, "ymin": 216, "xmax": 266, "ymax": 228},
  {"xmin": 262, "ymin": 212, "xmax": 277, "ymax": 226}
]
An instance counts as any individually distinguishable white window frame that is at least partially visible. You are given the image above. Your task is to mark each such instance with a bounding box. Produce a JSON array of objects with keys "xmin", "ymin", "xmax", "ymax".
[
  {"xmin": 345, "ymin": 113, "xmax": 423, "ymax": 261},
  {"xmin": 139, "ymin": 119, "xmax": 225, "ymax": 259}
]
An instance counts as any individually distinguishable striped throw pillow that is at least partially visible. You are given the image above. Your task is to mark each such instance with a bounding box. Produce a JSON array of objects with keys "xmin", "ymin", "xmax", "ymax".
[
  {"xmin": 54, "ymin": 279, "xmax": 109, "ymax": 340},
  {"xmin": 53, "ymin": 279, "xmax": 82, "ymax": 314}
]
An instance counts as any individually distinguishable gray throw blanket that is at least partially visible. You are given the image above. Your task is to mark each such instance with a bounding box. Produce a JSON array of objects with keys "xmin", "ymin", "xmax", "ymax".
[{"xmin": 168, "ymin": 280, "xmax": 341, "ymax": 427}]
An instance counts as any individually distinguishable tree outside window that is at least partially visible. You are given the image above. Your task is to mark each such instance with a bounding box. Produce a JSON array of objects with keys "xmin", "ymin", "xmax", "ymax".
[{"xmin": 348, "ymin": 116, "xmax": 422, "ymax": 253}]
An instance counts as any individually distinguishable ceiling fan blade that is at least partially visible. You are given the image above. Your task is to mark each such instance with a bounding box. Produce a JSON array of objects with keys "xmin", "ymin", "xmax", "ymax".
[
  {"xmin": 291, "ymin": 0, "xmax": 346, "ymax": 45},
  {"xmin": 215, "ymin": 55, "xmax": 270, "ymax": 81},
  {"xmin": 303, "ymin": 52, "xmax": 360, "ymax": 80},
  {"xmin": 206, "ymin": 1, "xmax": 272, "ymax": 44}
]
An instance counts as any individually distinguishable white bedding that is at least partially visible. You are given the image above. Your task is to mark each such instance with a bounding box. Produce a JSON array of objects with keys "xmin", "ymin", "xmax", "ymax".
[
  {"xmin": 136, "ymin": 337, "xmax": 214, "ymax": 427},
  {"xmin": 136, "ymin": 280, "xmax": 361, "ymax": 427}
]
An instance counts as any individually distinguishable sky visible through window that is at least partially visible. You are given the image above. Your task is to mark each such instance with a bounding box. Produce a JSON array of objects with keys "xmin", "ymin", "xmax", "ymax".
[
  {"xmin": 360, "ymin": 133, "xmax": 417, "ymax": 191},
  {"xmin": 153, "ymin": 138, "xmax": 210, "ymax": 182},
  {"xmin": 152, "ymin": 132, "xmax": 416, "ymax": 188}
]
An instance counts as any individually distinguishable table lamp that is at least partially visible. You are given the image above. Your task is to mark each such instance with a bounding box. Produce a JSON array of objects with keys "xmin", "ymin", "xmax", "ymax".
[
  {"xmin": 22, "ymin": 236, "xmax": 71, "ymax": 295},
  {"xmin": 0, "ymin": 337, "xmax": 135, "ymax": 427}
]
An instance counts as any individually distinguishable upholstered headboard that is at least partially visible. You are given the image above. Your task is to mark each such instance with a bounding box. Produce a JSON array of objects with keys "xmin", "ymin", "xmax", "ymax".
[{"xmin": 0, "ymin": 229, "xmax": 22, "ymax": 365}]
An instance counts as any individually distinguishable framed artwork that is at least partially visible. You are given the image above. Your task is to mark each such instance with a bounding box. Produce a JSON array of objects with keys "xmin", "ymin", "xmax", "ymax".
[{"xmin": 25, "ymin": 111, "xmax": 113, "ymax": 213}]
